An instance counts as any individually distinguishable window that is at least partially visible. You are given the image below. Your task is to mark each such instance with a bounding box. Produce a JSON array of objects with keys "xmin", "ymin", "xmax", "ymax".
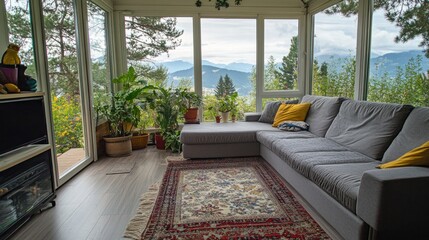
[
  {"xmin": 125, "ymin": 16, "xmax": 193, "ymax": 89},
  {"xmin": 88, "ymin": 1, "xmax": 111, "ymax": 107},
  {"xmin": 201, "ymin": 18, "xmax": 256, "ymax": 121},
  {"xmin": 5, "ymin": 0, "xmax": 37, "ymax": 78},
  {"xmin": 43, "ymin": 0, "xmax": 88, "ymax": 176},
  {"xmin": 367, "ymin": 8, "xmax": 429, "ymax": 106},
  {"xmin": 311, "ymin": 2, "xmax": 358, "ymax": 98},
  {"xmin": 264, "ymin": 19, "xmax": 299, "ymax": 91},
  {"xmin": 262, "ymin": 98, "xmax": 298, "ymax": 109}
]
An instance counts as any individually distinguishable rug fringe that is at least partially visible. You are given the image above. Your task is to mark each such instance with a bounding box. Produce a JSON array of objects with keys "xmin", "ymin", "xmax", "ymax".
[
  {"xmin": 165, "ymin": 153, "xmax": 188, "ymax": 163},
  {"xmin": 123, "ymin": 183, "xmax": 160, "ymax": 239}
]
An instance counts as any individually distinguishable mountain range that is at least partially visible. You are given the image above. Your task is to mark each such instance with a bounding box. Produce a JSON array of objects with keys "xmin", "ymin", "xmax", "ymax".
[
  {"xmin": 168, "ymin": 65, "xmax": 252, "ymax": 96},
  {"xmin": 158, "ymin": 50, "xmax": 428, "ymax": 96}
]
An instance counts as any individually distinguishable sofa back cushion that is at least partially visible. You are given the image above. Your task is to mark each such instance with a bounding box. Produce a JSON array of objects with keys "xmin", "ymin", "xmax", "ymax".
[
  {"xmin": 301, "ymin": 95, "xmax": 345, "ymax": 137},
  {"xmin": 325, "ymin": 100, "xmax": 413, "ymax": 160},
  {"xmin": 382, "ymin": 107, "xmax": 429, "ymax": 163},
  {"xmin": 258, "ymin": 99, "xmax": 299, "ymax": 123}
]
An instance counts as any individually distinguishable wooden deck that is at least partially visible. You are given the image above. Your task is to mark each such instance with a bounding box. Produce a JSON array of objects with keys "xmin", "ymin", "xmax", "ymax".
[{"xmin": 57, "ymin": 148, "xmax": 86, "ymax": 176}]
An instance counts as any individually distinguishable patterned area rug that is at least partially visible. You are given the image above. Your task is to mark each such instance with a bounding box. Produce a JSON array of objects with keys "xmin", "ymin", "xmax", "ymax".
[{"xmin": 125, "ymin": 157, "xmax": 330, "ymax": 239}]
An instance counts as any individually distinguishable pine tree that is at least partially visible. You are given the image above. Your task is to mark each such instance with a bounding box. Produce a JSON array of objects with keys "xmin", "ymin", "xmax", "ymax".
[
  {"xmin": 215, "ymin": 76, "xmax": 225, "ymax": 97},
  {"xmin": 275, "ymin": 36, "xmax": 298, "ymax": 90},
  {"xmin": 265, "ymin": 56, "xmax": 279, "ymax": 90},
  {"xmin": 320, "ymin": 62, "xmax": 328, "ymax": 77},
  {"xmin": 223, "ymin": 74, "xmax": 237, "ymax": 96},
  {"xmin": 215, "ymin": 74, "xmax": 236, "ymax": 97}
]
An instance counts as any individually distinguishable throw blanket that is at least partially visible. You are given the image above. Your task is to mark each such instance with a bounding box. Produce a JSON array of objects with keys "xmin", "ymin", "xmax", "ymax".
[{"xmin": 278, "ymin": 121, "xmax": 309, "ymax": 132}]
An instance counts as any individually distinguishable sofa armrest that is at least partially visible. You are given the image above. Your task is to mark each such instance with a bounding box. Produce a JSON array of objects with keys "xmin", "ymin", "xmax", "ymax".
[
  {"xmin": 357, "ymin": 167, "xmax": 429, "ymax": 236},
  {"xmin": 244, "ymin": 112, "xmax": 261, "ymax": 122}
]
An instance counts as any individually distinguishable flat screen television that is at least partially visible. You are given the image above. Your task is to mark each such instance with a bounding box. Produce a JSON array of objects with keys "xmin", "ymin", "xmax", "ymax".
[{"xmin": 0, "ymin": 96, "xmax": 48, "ymax": 155}]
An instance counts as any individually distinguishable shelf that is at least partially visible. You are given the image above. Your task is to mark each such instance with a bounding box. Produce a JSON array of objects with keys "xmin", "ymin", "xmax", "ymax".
[
  {"xmin": 0, "ymin": 92, "xmax": 44, "ymax": 100},
  {"xmin": 0, "ymin": 144, "xmax": 51, "ymax": 172}
]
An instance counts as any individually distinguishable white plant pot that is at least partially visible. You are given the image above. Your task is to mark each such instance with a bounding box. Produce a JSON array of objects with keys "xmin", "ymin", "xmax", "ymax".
[{"xmin": 221, "ymin": 112, "xmax": 229, "ymax": 123}]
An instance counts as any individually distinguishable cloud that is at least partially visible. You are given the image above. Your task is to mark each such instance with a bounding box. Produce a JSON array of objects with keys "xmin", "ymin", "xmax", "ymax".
[
  {"xmin": 371, "ymin": 10, "xmax": 423, "ymax": 56},
  {"xmin": 153, "ymin": 12, "xmax": 426, "ymax": 64}
]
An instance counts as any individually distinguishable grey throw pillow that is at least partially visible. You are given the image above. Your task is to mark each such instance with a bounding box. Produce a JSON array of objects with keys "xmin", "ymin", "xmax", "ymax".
[{"xmin": 258, "ymin": 99, "xmax": 299, "ymax": 124}]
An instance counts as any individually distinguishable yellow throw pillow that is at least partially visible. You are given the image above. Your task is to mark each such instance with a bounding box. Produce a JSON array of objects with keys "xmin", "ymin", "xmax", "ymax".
[
  {"xmin": 379, "ymin": 141, "xmax": 429, "ymax": 169},
  {"xmin": 272, "ymin": 103, "xmax": 311, "ymax": 127}
]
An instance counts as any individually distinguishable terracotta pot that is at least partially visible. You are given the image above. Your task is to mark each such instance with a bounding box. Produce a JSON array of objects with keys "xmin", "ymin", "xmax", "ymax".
[
  {"xmin": 231, "ymin": 115, "xmax": 236, "ymax": 123},
  {"xmin": 104, "ymin": 135, "xmax": 132, "ymax": 157},
  {"xmin": 215, "ymin": 116, "xmax": 221, "ymax": 123},
  {"xmin": 131, "ymin": 133, "xmax": 149, "ymax": 150},
  {"xmin": 184, "ymin": 108, "xmax": 199, "ymax": 123},
  {"xmin": 221, "ymin": 112, "xmax": 229, "ymax": 123},
  {"xmin": 155, "ymin": 133, "xmax": 166, "ymax": 150}
]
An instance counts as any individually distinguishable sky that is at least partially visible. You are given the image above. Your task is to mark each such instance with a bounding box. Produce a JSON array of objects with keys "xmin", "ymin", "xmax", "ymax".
[{"xmin": 152, "ymin": 10, "xmax": 425, "ymax": 65}]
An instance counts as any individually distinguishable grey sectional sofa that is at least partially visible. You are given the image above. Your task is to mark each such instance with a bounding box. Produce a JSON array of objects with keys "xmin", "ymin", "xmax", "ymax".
[{"xmin": 180, "ymin": 95, "xmax": 429, "ymax": 240}]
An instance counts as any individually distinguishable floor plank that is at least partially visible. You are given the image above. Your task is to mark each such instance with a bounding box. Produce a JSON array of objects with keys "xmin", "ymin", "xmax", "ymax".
[{"xmin": 9, "ymin": 146, "xmax": 169, "ymax": 240}]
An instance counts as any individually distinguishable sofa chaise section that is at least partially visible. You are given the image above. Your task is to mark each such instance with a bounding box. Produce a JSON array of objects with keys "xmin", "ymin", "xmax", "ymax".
[{"xmin": 180, "ymin": 121, "xmax": 279, "ymax": 158}]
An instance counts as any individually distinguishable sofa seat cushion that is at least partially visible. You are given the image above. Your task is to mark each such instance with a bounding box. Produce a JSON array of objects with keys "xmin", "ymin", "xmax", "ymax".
[
  {"xmin": 271, "ymin": 138, "xmax": 375, "ymax": 177},
  {"xmin": 301, "ymin": 95, "xmax": 345, "ymax": 137},
  {"xmin": 382, "ymin": 107, "xmax": 429, "ymax": 163},
  {"xmin": 180, "ymin": 122, "xmax": 278, "ymax": 145},
  {"xmin": 256, "ymin": 131, "xmax": 318, "ymax": 150},
  {"xmin": 311, "ymin": 162, "xmax": 379, "ymax": 213},
  {"xmin": 326, "ymin": 100, "xmax": 413, "ymax": 160}
]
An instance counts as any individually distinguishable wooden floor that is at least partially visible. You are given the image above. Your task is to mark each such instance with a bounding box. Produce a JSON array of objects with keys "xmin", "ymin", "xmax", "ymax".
[{"xmin": 10, "ymin": 146, "xmax": 170, "ymax": 240}]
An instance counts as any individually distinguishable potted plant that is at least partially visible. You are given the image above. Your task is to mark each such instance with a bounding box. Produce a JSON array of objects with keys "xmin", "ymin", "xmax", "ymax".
[
  {"xmin": 131, "ymin": 109, "xmax": 150, "ymax": 150},
  {"xmin": 218, "ymin": 92, "xmax": 238, "ymax": 123},
  {"xmin": 230, "ymin": 107, "xmax": 238, "ymax": 123},
  {"xmin": 96, "ymin": 67, "xmax": 154, "ymax": 157},
  {"xmin": 180, "ymin": 90, "xmax": 202, "ymax": 123},
  {"xmin": 207, "ymin": 104, "xmax": 221, "ymax": 123},
  {"xmin": 148, "ymin": 87, "xmax": 187, "ymax": 151}
]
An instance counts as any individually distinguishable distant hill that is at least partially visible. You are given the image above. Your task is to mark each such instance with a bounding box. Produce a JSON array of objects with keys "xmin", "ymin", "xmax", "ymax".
[
  {"xmin": 159, "ymin": 60, "xmax": 254, "ymax": 74},
  {"xmin": 161, "ymin": 50, "xmax": 428, "ymax": 96},
  {"xmin": 158, "ymin": 60, "xmax": 192, "ymax": 73},
  {"xmin": 168, "ymin": 65, "xmax": 252, "ymax": 96},
  {"xmin": 315, "ymin": 50, "xmax": 428, "ymax": 77},
  {"xmin": 370, "ymin": 50, "xmax": 429, "ymax": 76}
]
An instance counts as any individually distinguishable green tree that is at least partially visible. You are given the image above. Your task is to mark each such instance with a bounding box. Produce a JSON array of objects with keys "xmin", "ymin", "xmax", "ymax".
[
  {"xmin": 215, "ymin": 74, "xmax": 236, "ymax": 97},
  {"xmin": 5, "ymin": 1, "xmax": 37, "ymax": 77},
  {"xmin": 264, "ymin": 56, "xmax": 280, "ymax": 90},
  {"xmin": 368, "ymin": 56, "xmax": 428, "ymax": 106},
  {"xmin": 125, "ymin": 16, "xmax": 184, "ymax": 62},
  {"xmin": 214, "ymin": 76, "xmax": 225, "ymax": 97},
  {"xmin": 223, "ymin": 74, "xmax": 237, "ymax": 95},
  {"xmin": 275, "ymin": 36, "xmax": 298, "ymax": 90},
  {"xmin": 312, "ymin": 60, "xmax": 327, "ymax": 96},
  {"xmin": 326, "ymin": 0, "xmax": 429, "ymax": 58},
  {"xmin": 312, "ymin": 56, "xmax": 355, "ymax": 98}
]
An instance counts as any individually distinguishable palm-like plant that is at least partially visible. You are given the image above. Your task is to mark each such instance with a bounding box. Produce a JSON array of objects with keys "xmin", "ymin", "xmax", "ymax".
[
  {"xmin": 96, "ymin": 67, "xmax": 156, "ymax": 137},
  {"xmin": 147, "ymin": 87, "xmax": 188, "ymax": 152}
]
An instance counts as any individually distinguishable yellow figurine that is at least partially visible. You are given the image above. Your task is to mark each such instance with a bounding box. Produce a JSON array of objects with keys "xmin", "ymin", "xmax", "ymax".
[{"xmin": 1, "ymin": 43, "xmax": 21, "ymax": 65}]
